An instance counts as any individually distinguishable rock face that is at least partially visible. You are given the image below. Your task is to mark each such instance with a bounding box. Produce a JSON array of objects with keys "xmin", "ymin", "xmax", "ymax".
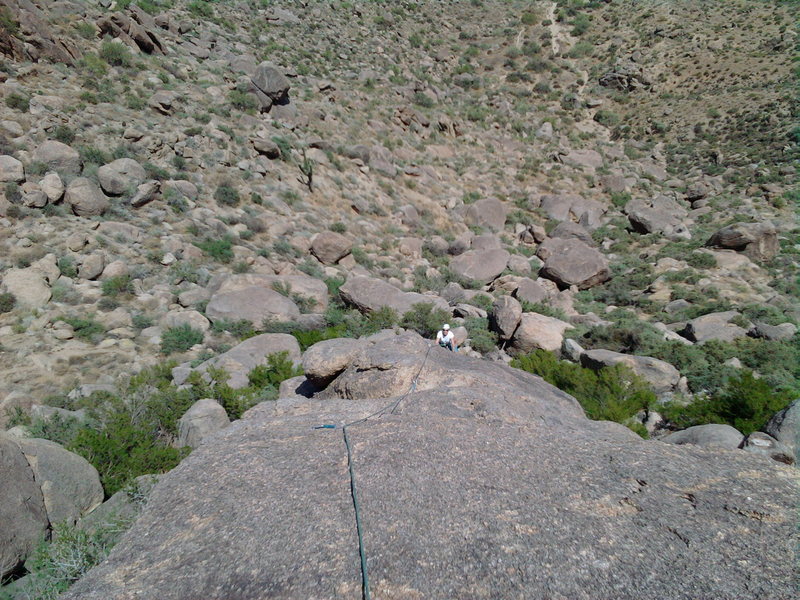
[
  {"xmin": 339, "ymin": 276, "xmax": 449, "ymax": 315},
  {"xmin": 97, "ymin": 158, "xmax": 147, "ymax": 196},
  {"xmin": 537, "ymin": 238, "xmax": 610, "ymax": 289},
  {"xmin": 489, "ymin": 295, "xmax": 522, "ymax": 340},
  {"xmin": 449, "ymin": 248, "xmax": 510, "ymax": 284},
  {"xmin": 0, "ymin": 435, "xmax": 48, "ymax": 580},
  {"xmin": 625, "ymin": 195, "xmax": 690, "ymax": 239},
  {"xmin": 209, "ymin": 273, "xmax": 329, "ymax": 313},
  {"xmin": 707, "ymin": 222, "xmax": 779, "ymax": 262},
  {"xmin": 62, "ymin": 333, "xmax": 798, "ymax": 600},
  {"xmin": 740, "ymin": 432, "xmax": 795, "ymax": 465},
  {"xmin": 681, "ymin": 311, "xmax": 748, "ymax": 344},
  {"xmin": 459, "ymin": 198, "xmax": 508, "ymax": 232},
  {"xmin": 580, "ymin": 349, "xmax": 681, "ymax": 395},
  {"xmin": 177, "ymin": 399, "xmax": 230, "ymax": 449},
  {"xmin": 32, "ymin": 140, "xmax": 81, "ymax": 174},
  {"xmin": 1, "ymin": 268, "xmax": 50, "ymax": 307},
  {"xmin": 0, "ymin": 155, "xmax": 24, "ymax": 182},
  {"xmin": 660, "ymin": 424, "xmax": 745, "ymax": 450},
  {"xmin": 303, "ymin": 338, "xmax": 363, "ymax": 386}
]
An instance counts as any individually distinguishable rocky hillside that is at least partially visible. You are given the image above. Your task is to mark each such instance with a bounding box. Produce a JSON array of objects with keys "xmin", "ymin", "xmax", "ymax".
[{"xmin": 0, "ymin": 0, "xmax": 798, "ymax": 596}]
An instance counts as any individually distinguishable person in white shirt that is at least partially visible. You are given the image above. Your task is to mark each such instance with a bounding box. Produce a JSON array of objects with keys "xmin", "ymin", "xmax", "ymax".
[{"xmin": 435, "ymin": 323, "xmax": 457, "ymax": 351}]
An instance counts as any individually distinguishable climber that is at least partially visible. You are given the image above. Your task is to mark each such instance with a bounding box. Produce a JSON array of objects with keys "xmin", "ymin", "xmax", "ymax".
[{"xmin": 435, "ymin": 323, "xmax": 457, "ymax": 352}]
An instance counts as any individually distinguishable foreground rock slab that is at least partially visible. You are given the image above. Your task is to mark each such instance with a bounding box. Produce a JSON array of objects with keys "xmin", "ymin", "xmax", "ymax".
[{"xmin": 63, "ymin": 335, "xmax": 798, "ymax": 600}]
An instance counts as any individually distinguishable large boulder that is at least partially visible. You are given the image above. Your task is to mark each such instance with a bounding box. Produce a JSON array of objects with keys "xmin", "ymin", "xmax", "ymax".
[
  {"xmin": 205, "ymin": 287, "xmax": 300, "ymax": 326},
  {"xmin": 65, "ymin": 177, "xmax": 110, "ymax": 217},
  {"xmin": 0, "ymin": 155, "xmax": 24, "ymax": 182},
  {"xmin": 32, "ymin": 140, "xmax": 81, "ymax": 175},
  {"xmin": 1, "ymin": 268, "xmax": 50, "ymax": 308},
  {"xmin": 310, "ymin": 231, "xmax": 353, "ymax": 265},
  {"xmin": 339, "ymin": 276, "xmax": 449, "ymax": 315},
  {"xmin": 177, "ymin": 399, "xmax": 230, "ymax": 449},
  {"xmin": 0, "ymin": 435, "xmax": 48, "ymax": 580},
  {"xmin": 449, "ymin": 248, "xmax": 510, "ymax": 284},
  {"xmin": 538, "ymin": 193, "xmax": 606, "ymax": 228},
  {"xmin": 61, "ymin": 333, "xmax": 798, "ymax": 600},
  {"xmin": 681, "ymin": 311, "xmax": 748, "ymax": 344},
  {"xmin": 764, "ymin": 400, "xmax": 800, "ymax": 454},
  {"xmin": 303, "ymin": 338, "xmax": 364, "ymax": 387},
  {"xmin": 97, "ymin": 158, "xmax": 147, "ymax": 196},
  {"xmin": 174, "ymin": 333, "xmax": 301, "ymax": 390},
  {"xmin": 660, "ymin": 424, "xmax": 745, "ymax": 449},
  {"xmin": 489, "ymin": 295, "xmax": 522, "ymax": 340},
  {"xmin": 707, "ymin": 222, "xmax": 779, "ymax": 262},
  {"xmin": 14, "ymin": 437, "xmax": 104, "ymax": 525},
  {"xmin": 459, "ymin": 198, "xmax": 508, "ymax": 232},
  {"xmin": 510, "ymin": 312, "xmax": 573, "ymax": 354},
  {"xmin": 250, "ymin": 62, "xmax": 290, "ymax": 111},
  {"xmin": 209, "ymin": 273, "xmax": 328, "ymax": 313},
  {"xmin": 580, "ymin": 349, "xmax": 681, "ymax": 396},
  {"xmin": 625, "ymin": 195, "xmax": 690, "ymax": 240},
  {"xmin": 537, "ymin": 238, "xmax": 610, "ymax": 289}
]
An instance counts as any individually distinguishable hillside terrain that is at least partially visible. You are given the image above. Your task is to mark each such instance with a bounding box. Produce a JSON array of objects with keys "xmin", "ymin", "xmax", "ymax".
[{"xmin": 0, "ymin": 0, "xmax": 798, "ymax": 598}]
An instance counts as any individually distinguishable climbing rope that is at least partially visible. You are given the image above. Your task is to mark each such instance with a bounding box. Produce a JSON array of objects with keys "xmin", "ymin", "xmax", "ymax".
[{"xmin": 314, "ymin": 343, "xmax": 435, "ymax": 600}]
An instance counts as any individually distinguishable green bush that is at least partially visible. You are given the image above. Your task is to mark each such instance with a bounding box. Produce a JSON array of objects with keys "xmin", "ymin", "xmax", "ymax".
[
  {"xmin": 195, "ymin": 237, "xmax": 234, "ymax": 263},
  {"xmin": 214, "ymin": 182, "xmax": 240, "ymax": 206},
  {"xmin": 210, "ymin": 318, "xmax": 256, "ymax": 339},
  {"xmin": 229, "ymin": 88, "xmax": 258, "ymax": 112},
  {"xmin": 187, "ymin": 0, "xmax": 214, "ymax": 18},
  {"xmin": 60, "ymin": 316, "xmax": 105, "ymax": 342},
  {"xmin": 0, "ymin": 291, "xmax": 15, "ymax": 313},
  {"xmin": 661, "ymin": 371, "xmax": 793, "ymax": 435},
  {"xmin": 101, "ymin": 274, "xmax": 133, "ymax": 298},
  {"xmin": 53, "ymin": 125, "xmax": 76, "ymax": 144},
  {"xmin": 57, "ymin": 256, "xmax": 78, "ymax": 278},
  {"xmin": 464, "ymin": 316, "xmax": 498, "ymax": 353},
  {"xmin": 98, "ymin": 41, "xmax": 133, "ymax": 67},
  {"xmin": 161, "ymin": 325, "xmax": 204, "ymax": 354},
  {"xmin": 520, "ymin": 301, "xmax": 568, "ymax": 321},
  {"xmin": 401, "ymin": 303, "xmax": 451, "ymax": 338},
  {"xmin": 512, "ymin": 350, "xmax": 655, "ymax": 432},
  {"xmin": 594, "ymin": 110, "xmax": 621, "ymax": 128},
  {"xmin": 5, "ymin": 91, "xmax": 29, "ymax": 112}
]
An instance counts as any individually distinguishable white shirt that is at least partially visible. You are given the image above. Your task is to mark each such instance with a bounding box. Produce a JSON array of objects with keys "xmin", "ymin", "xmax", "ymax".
[{"xmin": 436, "ymin": 330, "xmax": 454, "ymax": 344}]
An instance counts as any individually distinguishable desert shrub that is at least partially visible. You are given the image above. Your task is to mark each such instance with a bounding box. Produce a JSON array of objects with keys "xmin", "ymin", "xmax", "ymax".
[
  {"xmin": 329, "ymin": 222, "xmax": 347, "ymax": 233},
  {"xmin": 60, "ymin": 316, "xmax": 105, "ymax": 342},
  {"xmin": 161, "ymin": 325, "xmax": 204, "ymax": 354},
  {"xmin": 586, "ymin": 259, "xmax": 655, "ymax": 307},
  {"xmin": 195, "ymin": 236, "xmax": 234, "ymax": 263},
  {"xmin": 210, "ymin": 319, "xmax": 256, "ymax": 339},
  {"xmin": 464, "ymin": 316, "xmax": 498, "ymax": 353},
  {"xmin": 466, "ymin": 293, "xmax": 494, "ymax": 312},
  {"xmin": 686, "ymin": 252, "xmax": 717, "ymax": 269},
  {"xmin": 143, "ymin": 161, "xmax": 170, "ymax": 180},
  {"xmin": 661, "ymin": 371, "xmax": 793, "ymax": 435},
  {"xmin": 57, "ymin": 256, "xmax": 78, "ymax": 278},
  {"xmin": 229, "ymin": 87, "xmax": 258, "ymax": 112},
  {"xmin": 0, "ymin": 291, "xmax": 15, "ymax": 313},
  {"xmin": 101, "ymin": 274, "xmax": 133, "ymax": 298},
  {"xmin": 401, "ymin": 303, "xmax": 451, "ymax": 338},
  {"xmin": 131, "ymin": 312, "xmax": 153, "ymax": 330},
  {"xmin": 79, "ymin": 145, "xmax": 108, "ymax": 166},
  {"xmin": 99, "ymin": 41, "xmax": 133, "ymax": 67},
  {"xmin": 247, "ymin": 351, "xmax": 302, "ymax": 389},
  {"xmin": 26, "ymin": 413, "xmax": 86, "ymax": 447},
  {"xmin": 187, "ymin": 0, "xmax": 213, "ymax": 18},
  {"xmin": 594, "ymin": 110, "xmax": 620, "ymax": 128},
  {"xmin": 5, "ymin": 91, "xmax": 29, "ymax": 111},
  {"xmin": 53, "ymin": 125, "xmax": 76, "ymax": 144},
  {"xmin": 520, "ymin": 301, "xmax": 568, "ymax": 321},
  {"xmin": 271, "ymin": 136, "xmax": 293, "ymax": 161},
  {"xmin": 512, "ymin": 350, "xmax": 655, "ymax": 432}
]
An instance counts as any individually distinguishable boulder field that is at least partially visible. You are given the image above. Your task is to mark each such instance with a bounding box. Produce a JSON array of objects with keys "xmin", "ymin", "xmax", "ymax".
[{"xmin": 63, "ymin": 333, "xmax": 797, "ymax": 600}]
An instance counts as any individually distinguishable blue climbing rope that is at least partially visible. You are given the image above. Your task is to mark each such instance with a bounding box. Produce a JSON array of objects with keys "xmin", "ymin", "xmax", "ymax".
[{"xmin": 314, "ymin": 343, "xmax": 434, "ymax": 600}]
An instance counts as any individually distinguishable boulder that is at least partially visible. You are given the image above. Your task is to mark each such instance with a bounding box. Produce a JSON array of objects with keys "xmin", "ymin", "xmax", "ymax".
[
  {"xmin": 513, "ymin": 277, "xmax": 550, "ymax": 305},
  {"xmin": 681, "ymin": 312, "xmax": 748, "ymax": 344},
  {"xmin": 79, "ymin": 253, "xmax": 105, "ymax": 280},
  {"xmin": 661, "ymin": 424, "xmax": 745, "ymax": 450},
  {"xmin": 449, "ymin": 248, "xmax": 510, "ymax": 284},
  {"xmin": 707, "ymin": 222, "xmax": 779, "ymax": 262},
  {"xmin": 209, "ymin": 273, "xmax": 328, "ymax": 313},
  {"xmin": 459, "ymin": 198, "xmax": 508, "ymax": 232},
  {"xmin": 97, "ymin": 158, "xmax": 147, "ymax": 196},
  {"xmin": 339, "ymin": 276, "xmax": 449, "ymax": 316},
  {"xmin": 0, "ymin": 155, "xmax": 24, "ymax": 182},
  {"xmin": 40, "ymin": 171, "xmax": 64, "ymax": 202},
  {"xmin": 537, "ymin": 238, "xmax": 610, "ymax": 289},
  {"xmin": 310, "ymin": 231, "xmax": 353, "ymax": 265},
  {"xmin": 161, "ymin": 310, "xmax": 211, "ymax": 333},
  {"xmin": 60, "ymin": 333, "xmax": 797, "ymax": 600},
  {"xmin": 303, "ymin": 338, "xmax": 364, "ymax": 387},
  {"xmin": 489, "ymin": 295, "xmax": 522, "ymax": 340},
  {"xmin": 175, "ymin": 333, "xmax": 301, "ymax": 390},
  {"xmin": 1, "ymin": 268, "xmax": 50, "ymax": 307},
  {"xmin": 749, "ymin": 321, "xmax": 797, "ymax": 341},
  {"xmin": 14, "ymin": 437, "xmax": 104, "ymax": 525},
  {"xmin": 625, "ymin": 195, "xmax": 690, "ymax": 240},
  {"xmin": 538, "ymin": 193, "xmax": 605, "ymax": 228},
  {"xmin": 205, "ymin": 287, "xmax": 300, "ymax": 327},
  {"xmin": 764, "ymin": 400, "xmax": 800, "ymax": 454},
  {"xmin": 65, "ymin": 177, "xmax": 110, "ymax": 217},
  {"xmin": 32, "ymin": 140, "xmax": 81, "ymax": 175},
  {"xmin": 740, "ymin": 432, "xmax": 795, "ymax": 465},
  {"xmin": 0, "ymin": 434, "xmax": 48, "ymax": 580},
  {"xmin": 177, "ymin": 399, "xmax": 230, "ymax": 449},
  {"xmin": 549, "ymin": 221, "xmax": 594, "ymax": 245},
  {"xmin": 250, "ymin": 62, "xmax": 290, "ymax": 111},
  {"xmin": 580, "ymin": 349, "xmax": 681, "ymax": 395},
  {"xmin": 510, "ymin": 312, "xmax": 573, "ymax": 354}
]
